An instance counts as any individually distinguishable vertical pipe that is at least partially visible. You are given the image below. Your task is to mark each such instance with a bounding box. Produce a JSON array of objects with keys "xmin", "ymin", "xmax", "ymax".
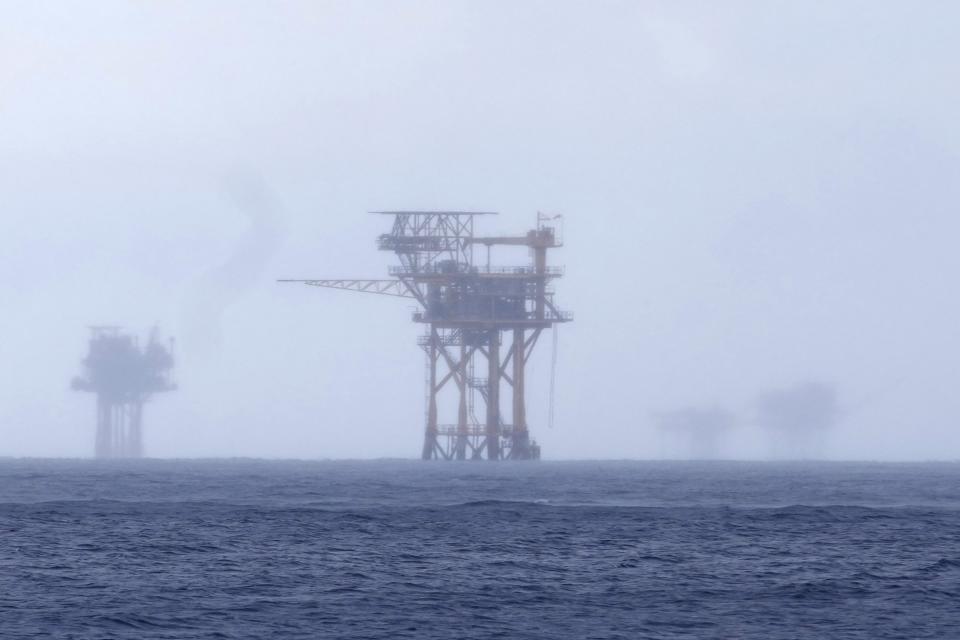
[
  {"xmin": 487, "ymin": 331, "xmax": 501, "ymax": 460},
  {"xmin": 95, "ymin": 396, "xmax": 110, "ymax": 459},
  {"xmin": 124, "ymin": 404, "xmax": 131, "ymax": 457},
  {"xmin": 120, "ymin": 405, "xmax": 127, "ymax": 457},
  {"xmin": 105, "ymin": 403, "xmax": 113, "ymax": 459},
  {"xmin": 456, "ymin": 342, "xmax": 468, "ymax": 460},
  {"xmin": 109, "ymin": 404, "xmax": 116, "ymax": 458},
  {"xmin": 422, "ymin": 329, "xmax": 438, "ymax": 460},
  {"xmin": 129, "ymin": 401, "xmax": 143, "ymax": 458},
  {"xmin": 114, "ymin": 404, "xmax": 124, "ymax": 458},
  {"xmin": 535, "ymin": 246, "xmax": 547, "ymax": 321},
  {"xmin": 512, "ymin": 328, "xmax": 528, "ymax": 459}
]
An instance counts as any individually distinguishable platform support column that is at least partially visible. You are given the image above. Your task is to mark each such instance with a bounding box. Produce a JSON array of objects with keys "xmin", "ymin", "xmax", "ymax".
[
  {"xmin": 95, "ymin": 396, "xmax": 111, "ymax": 459},
  {"xmin": 422, "ymin": 328, "xmax": 439, "ymax": 460},
  {"xmin": 487, "ymin": 331, "xmax": 501, "ymax": 460},
  {"xmin": 512, "ymin": 328, "xmax": 530, "ymax": 458},
  {"xmin": 456, "ymin": 343, "xmax": 469, "ymax": 460},
  {"xmin": 128, "ymin": 401, "xmax": 143, "ymax": 458}
]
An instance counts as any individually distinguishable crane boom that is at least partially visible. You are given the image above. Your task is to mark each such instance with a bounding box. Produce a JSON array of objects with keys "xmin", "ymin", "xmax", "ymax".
[{"xmin": 278, "ymin": 279, "xmax": 416, "ymax": 298}]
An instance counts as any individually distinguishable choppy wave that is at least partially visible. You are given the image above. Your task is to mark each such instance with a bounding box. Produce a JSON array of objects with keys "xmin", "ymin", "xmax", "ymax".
[{"xmin": 1, "ymin": 460, "xmax": 959, "ymax": 638}]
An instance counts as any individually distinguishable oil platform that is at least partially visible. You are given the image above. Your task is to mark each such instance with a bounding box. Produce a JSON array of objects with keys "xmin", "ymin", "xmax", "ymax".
[
  {"xmin": 283, "ymin": 211, "xmax": 571, "ymax": 460},
  {"xmin": 71, "ymin": 327, "xmax": 176, "ymax": 458}
]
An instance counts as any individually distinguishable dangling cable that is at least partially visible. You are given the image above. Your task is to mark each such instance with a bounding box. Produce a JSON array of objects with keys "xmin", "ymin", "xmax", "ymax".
[{"xmin": 548, "ymin": 325, "xmax": 559, "ymax": 429}]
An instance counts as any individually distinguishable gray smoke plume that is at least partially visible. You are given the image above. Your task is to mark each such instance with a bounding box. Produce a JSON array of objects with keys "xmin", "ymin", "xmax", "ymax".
[{"xmin": 180, "ymin": 172, "xmax": 285, "ymax": 358}]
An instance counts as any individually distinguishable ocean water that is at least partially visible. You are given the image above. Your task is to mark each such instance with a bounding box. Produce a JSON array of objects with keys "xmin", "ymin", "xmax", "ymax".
[{"xmin": 1, "ymin": 460, "xmax": 959, "ymax": 639}]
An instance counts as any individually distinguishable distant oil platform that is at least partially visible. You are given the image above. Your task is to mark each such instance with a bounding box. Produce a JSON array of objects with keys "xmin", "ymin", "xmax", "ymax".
[
  {"xmin": 758, "ymin": 381, "xmax": 839, "ymax": 458},
  {"xmin": 654, "ymin": 407, "xmax": 736, "ymax": 460},
  {"xmin": 72, "ymin": 327, "xmax": 176, "ymax": 458},
  {"xmin": 654, "ymin": 382, "xmax": 841, "ymax": 459},
  {"xmin": 283, "ymin": 211, "xmax": 571, "ymax": 460}
]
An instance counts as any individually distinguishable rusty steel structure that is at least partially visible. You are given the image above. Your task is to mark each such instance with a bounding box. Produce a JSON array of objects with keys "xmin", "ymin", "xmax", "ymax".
[
  {"xmin": 71, "ymin": 327, "xmax": 176, "ymax": 458},
  {"xmin": 283, "ymin": 211, "xmax": 571, "ymax": 460}
]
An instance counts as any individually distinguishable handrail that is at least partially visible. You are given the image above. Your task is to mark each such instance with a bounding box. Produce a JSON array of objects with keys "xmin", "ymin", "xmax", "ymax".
[{"xmin": 388, "ymin": 265, "xmax": 564, "ymax": 277}]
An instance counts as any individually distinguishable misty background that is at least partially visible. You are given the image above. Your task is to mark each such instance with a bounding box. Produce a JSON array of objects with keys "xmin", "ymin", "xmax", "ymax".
[{"xmin": 1, "ymin": 1, "xmax": 958, "ymax": 459}]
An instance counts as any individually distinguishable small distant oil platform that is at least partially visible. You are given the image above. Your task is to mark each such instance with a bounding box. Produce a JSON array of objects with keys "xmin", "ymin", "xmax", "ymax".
[
  {"xmin": 654, "ymin": 407, "xmax": 736, "ymax": 460},
  {"xmin": 72, "ymin": 327, "xmax": 176, "ymax": 458},
  {"xmin": 283, "ymin": 211, "xmax": 571, "ymax": 460}
]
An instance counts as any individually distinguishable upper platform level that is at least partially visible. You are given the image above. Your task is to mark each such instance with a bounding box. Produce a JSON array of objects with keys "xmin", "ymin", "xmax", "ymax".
[
  {"xmin": 71, "ymin": 327, "xmax": 176, "ymax": 401},
  {"xmin": 374, "ymin": 211, "xmax": 569, "ymax": 328}
]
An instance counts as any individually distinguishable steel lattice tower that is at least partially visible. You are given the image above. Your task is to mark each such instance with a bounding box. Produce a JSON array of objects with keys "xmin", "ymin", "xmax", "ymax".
[
  {"xmin": 283, "ymin": 212, "xmax": 571, "ymax": 460},
  {"xmin": 71, "ymin": 327, "xmax": 176, "ymax": 458}
]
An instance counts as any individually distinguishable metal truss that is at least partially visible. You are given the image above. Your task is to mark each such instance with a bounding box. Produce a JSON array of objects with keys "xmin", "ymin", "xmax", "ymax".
[
  {"xmin": 279, "ymin": 279, "xmax": 416, "ymax": 298},
  {"xmin": 376, "ymin": 211, "xmax": 493, "ymax": 270}
]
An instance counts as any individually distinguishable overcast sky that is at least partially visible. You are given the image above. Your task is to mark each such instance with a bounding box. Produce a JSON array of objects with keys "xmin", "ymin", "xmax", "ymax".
[{"xmin": 1, "ymin": 1, "xmax": 959, "ymax": 459}]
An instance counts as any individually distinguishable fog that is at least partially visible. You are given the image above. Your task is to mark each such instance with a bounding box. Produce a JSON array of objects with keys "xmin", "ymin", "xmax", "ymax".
[{"xmin": 2, "ymin": 1, "xmax": 959, "ymax": 459}]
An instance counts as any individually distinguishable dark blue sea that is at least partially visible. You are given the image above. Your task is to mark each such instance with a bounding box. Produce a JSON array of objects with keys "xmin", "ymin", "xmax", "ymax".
[{"xmin": 2, "ymin": 460, "xmax": 959, "ymax": 639}]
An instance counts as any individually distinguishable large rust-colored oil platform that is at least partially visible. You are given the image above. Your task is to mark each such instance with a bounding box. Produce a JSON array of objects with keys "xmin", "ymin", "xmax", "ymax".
[{"xmin": 284, "ymin": 211, "xmax": 571, "ymax": 460}]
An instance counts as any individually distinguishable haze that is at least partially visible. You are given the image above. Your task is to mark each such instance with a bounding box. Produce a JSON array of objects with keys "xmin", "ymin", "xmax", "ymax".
[{"xmin": 2, "ymin": 1, "xmax": 958, "ymax": 460}]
